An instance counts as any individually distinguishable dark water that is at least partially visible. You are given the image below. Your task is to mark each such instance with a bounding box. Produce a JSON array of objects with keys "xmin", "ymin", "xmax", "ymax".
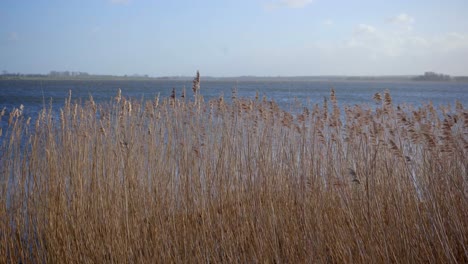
[
  {"xmin": 1, "ymin": 79, "xmax": 467, "ymax": 132},
  {"xmin": 1, "ymin": 79, "xmax": 467, "ymax": 110}
]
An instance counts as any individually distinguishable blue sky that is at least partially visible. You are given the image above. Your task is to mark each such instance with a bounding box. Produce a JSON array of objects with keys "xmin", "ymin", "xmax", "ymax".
[{"xmin": 1, "ymin": 0, "xmax": 468, "ymax": 76}]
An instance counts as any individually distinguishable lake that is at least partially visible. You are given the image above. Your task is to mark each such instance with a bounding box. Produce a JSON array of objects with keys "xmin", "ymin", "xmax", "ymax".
[{"xmin": 1, "ymin": 79, "xmax": 467, "ymax": 132}]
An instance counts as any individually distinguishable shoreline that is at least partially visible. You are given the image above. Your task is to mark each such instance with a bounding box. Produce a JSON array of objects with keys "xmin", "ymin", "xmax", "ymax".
[{"xmin": 1, "ymin": 76, "xmax": 468, "ymax": 83}]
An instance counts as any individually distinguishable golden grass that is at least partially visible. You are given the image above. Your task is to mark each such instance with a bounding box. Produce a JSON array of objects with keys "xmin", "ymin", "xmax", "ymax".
[{"xmin": 0, "ymin": 86, "xmax": 467, "ymax": 263}]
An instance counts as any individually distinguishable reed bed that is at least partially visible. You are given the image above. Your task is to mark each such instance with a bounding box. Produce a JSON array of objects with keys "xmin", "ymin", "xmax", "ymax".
[{"xmin": 0, "ymin": 85, "xmax": 467, "ymax": 263}]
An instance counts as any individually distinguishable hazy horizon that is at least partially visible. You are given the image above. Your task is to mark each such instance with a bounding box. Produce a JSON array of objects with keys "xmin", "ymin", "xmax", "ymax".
[
  {"xmin": 1, "ymin": 0, "xmax": 468, "ymax": 77},
  {"xmin": 0, "ymin": 71, "xmax": 459, "ymax": 79}
]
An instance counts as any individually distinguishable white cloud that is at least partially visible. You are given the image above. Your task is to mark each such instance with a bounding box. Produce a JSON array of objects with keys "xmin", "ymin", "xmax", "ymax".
[
  {"xmin": 345, "ymin": 19, "xmax": 468, "ymax": 64},
  {"xmin": 434, "ymin": 32, "xmax": 468, "ymax": 52},
  {"xmin": 260, "ymin": 18, "xmax": 468, "ymax": 75},
  {"xmin": 353, "ymin": 24, "xmax": 376, "ymax": 35},
  {"xmin": 348, "ymin": 24, "xmax": 415, "ymax": 58},
  {"xmin": 388, "ymin": 13, "xmax": 415, "ymax": 24},
  {"xmin": 265, "ymin": 0, "xmax": 314, "ymax": 10},
  {"xmin": 307, "ymin": 31, "xmax": 468, "ymax": 75},
  {"xmin": 280, "ymin": 0, "xmax": 314, "ymax": 8},
  {"xmin": 387, "ymin": 13, "xmax": 415, "ymax": 30}
]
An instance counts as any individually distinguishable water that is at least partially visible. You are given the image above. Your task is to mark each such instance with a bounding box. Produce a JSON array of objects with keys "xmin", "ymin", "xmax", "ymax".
[
  {"xmin": 1, "ymin": 79, "xmax": 467, "ymax": 134},
  {"xmin": 1, "ymin": 79, "xmax": 467, "ymax": 110}
]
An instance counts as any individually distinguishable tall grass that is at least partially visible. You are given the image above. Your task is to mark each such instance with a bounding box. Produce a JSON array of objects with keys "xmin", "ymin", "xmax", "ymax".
[{"xmin": 0, "ymin": 86, "xmax": 467, "ymax": 263}]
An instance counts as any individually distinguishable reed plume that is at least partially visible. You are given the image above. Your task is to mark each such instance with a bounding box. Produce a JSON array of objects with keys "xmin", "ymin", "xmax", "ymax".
[{"xmin": 192, "ymin": 70, "xmax": 200, "ymax": 94}]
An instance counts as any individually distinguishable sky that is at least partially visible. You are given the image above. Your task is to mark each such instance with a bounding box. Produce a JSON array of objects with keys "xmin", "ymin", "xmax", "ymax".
[{"xmin": 1, "ymin": 0, "xmax": 468, "ymax": 77}]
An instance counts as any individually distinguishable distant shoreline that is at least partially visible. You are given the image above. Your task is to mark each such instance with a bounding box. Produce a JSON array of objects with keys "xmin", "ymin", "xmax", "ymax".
[{"xmin": 1, "ymin": 75, "xmax": 468, "ymax": 83}]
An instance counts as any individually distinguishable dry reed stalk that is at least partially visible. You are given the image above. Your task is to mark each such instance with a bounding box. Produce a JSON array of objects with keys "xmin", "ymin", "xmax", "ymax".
[
  {"xmin": 192, "ymin": 70, "xmax": 200, "ymax": 94},
  {"xmin": 0, "ymin": 89, "xmax": 467, "ymax": 263}
]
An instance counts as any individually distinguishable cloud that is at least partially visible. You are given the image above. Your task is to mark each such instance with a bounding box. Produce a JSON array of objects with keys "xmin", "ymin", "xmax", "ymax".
[
  {"xmin": 280, "ymin": 0, "xmax": 314, "ymax": 8},
  {"xmin": 353, "ymin": 24, "xmax": 376, "ymax": 35},
  {"xmin": 348, "ymin": 24, "xmax": 415, "ymax": 58},
  {"xmin": 387, "ymin": 13, "xmax": 415, "ymax": 30},
  {"xmin": 435, "ymin": 32, "xmax": 468, "ymax": 52},
  {"xmin": 264, "ymin": 0, "xmax": 314, "ymax": 10},
  {"xmin": 346, "ymin": 19, "xmax": 468, "ymax": 62},
  {"xmin": 388, "ymin": 13, "xmax": 415, "ymax": 24},
  {"xmin": 306, "ymin": 27, "xmax": 468, "ymax": 74},
  {"xmin": 369, "ymin": 14, "xmax": 417, "ymax": 55},
  {"xmin": 252, "ymin": 18, "xmax": 468, "ymax": 75}
]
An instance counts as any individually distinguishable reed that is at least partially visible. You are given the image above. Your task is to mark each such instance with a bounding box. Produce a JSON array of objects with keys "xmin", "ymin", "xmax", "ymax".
[{"xmin": 0, "ymin": 84, "xmax": 467, "ymax": 263}]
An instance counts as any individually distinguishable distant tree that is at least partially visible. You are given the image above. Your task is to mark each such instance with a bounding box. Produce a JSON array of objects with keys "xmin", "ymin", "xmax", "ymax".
[{"xmin": 413, "ymin": 72, "xmax": 451, "ymax": 81}]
